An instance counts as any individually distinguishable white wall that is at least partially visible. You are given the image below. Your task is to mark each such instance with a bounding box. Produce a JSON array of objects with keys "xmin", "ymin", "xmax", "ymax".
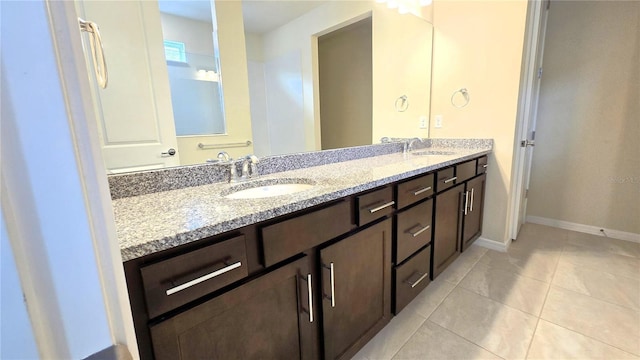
[
  {"xmin": 527, "ymin": 1, "xmax": 640, "ymax": 234},
  {"xmin": 1, "ymin": 1, "xmax": 114, "ymax": 357},
  {"xmin": 187, "ymin": 0, "xmax": 255, "ymax": 161},
  {"xmin": 1, "ymin": 212, "xmax": 39, "ymax": 359},
  {"xmin": 260, "ymin": 1, "xmax": 433, "ymax": 151},
  {"xmin": 160, "ymin": 13, "xmax": 228, "ymax": 163},
  {"xmin": 430, "ymin": 0, "xmax": 528, "ymax": 244},
  {"xmin": 371, "ymin": 6, "xmax": 432, "ymax": 142}
]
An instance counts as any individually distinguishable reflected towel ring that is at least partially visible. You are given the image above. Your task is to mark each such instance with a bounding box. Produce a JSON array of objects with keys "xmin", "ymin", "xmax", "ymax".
[
  {"xmin": 395, "ymin": 95, "xmax": 409, "ymax": 112},
  {"xmin": 451, "ymin": 88, "xmax": 470, "ymax": 108}
]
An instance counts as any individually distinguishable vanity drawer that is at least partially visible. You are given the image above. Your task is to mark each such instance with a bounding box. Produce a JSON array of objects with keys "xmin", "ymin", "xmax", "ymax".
[
  {"xmin": 456, "ymin": 159, "xmax": 477, "ymax": 183},
  {"xmin": 356, "ymin": 186, "xmax": 395, "ymax": 226},
  {"xmin": 140, "ymin": 235, "xmax": 248, "ymax": 319},
  {"xmin": 436, "ymin": 167, "xmax": 456, "ymax": 193},
  {"xmin": 261, "ymin": 200, "xmax": 353, "ymax": 267},
  {"xmin": 394, "ymin": 245, "xmax": 431, "ymax": 314},
  {"xmin": 477, "ymin": 156, "xmax": 488, "ymax": 174},
  {"xmin": 397, "ymin": 173, "xmax": 434, "ymax": 209},
  {"xmin": 396, "ymin": 199, "xmax": 433, "ymax": 264}
]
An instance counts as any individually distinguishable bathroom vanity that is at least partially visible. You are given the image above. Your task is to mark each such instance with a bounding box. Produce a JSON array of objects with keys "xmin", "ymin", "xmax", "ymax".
[{"xmin": 112, "ymin": 140, "xmax": 491, "ymax": 359}]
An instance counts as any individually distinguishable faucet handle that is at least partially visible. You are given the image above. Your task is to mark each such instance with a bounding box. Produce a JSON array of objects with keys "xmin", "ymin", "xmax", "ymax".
[
  {"xmin": 218, "ymin": 151, "xmax": 231, "ymax": 162},
  {"xmin": 246, "ymin": 154, "xmax": 259, "ymax": 163}
]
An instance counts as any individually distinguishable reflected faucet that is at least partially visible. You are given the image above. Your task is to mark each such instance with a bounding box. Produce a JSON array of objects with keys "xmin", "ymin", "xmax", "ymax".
[
  {"xmin": 404, "ymin": 138, "xmax": 424, "ymax": 154},
  {"xmin": 240, "ymin": 154, "xmax": 259, "ymax": 181},
  {"xmin": 217, "ymin": 151, "xmax": 231, "ymax": 162}
]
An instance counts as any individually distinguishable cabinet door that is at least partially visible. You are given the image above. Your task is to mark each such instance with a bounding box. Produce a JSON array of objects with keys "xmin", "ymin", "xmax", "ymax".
[
  {"xmin": 149, "ymin": 256, "xmax": 316, "ymax": 360},
  {"xmin": 433, "ymin": 183, "xmax": 465, "ymax": 278},
  {"xmin": 321, "ymin": 219, "xmax": 392, "ymax": 360},
  {"xmin": 462, "ymin": 174, "xmax": 486, "ymax": 251}
]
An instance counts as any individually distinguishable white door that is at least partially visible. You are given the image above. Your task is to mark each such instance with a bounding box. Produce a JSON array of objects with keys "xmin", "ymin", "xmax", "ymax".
[
  {"xmin": 512, "ymin": 0, "xmax": 550, "ymax": 239},
  {"xmin": 76, "ymin": 0, "xmax": 180, "ymax": 173}
]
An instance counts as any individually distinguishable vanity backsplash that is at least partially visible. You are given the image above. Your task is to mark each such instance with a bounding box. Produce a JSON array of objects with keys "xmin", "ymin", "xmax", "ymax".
[{"xmin": 108, "ymin": 138, "xmax": 493, "ymax": 199}]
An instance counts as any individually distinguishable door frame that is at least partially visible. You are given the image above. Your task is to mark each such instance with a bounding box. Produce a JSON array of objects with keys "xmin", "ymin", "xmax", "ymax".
[
  {"xmin": 47, "ymin": 0, "xmax": 138, "ymax": 357},
  {"xmin": 508, "ymin": 0, "xmax": 549, "ymax": 241}
]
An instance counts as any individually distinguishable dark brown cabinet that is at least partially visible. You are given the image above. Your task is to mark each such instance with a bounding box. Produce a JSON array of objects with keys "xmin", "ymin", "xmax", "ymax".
[
  {"xmin": 462, "ymin": 174, "xmax": 486, "ymax": 251},
  {"xmin": 124, "ymin": 154, "xmax": 490, "ymax": 359},
  {"xmin": 149, "ymin": 256, "xmax": 316, "ymax": 360},
  {"xmin": 320, "ymin": 219, "xmax": 392, "ymax": 360},
  {"xmin": 394, "ymin": 245, "xmax": 431, "ymax": 313},
  {"xmin": 395, "ymin": 199, "xmax": 433, "ymax": 264},
  {"xmin": 432, "ymin": 183, "xmax": 465, "ymax": 278}
]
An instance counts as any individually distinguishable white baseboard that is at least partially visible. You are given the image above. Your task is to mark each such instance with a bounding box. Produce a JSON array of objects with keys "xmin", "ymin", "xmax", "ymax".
[
  {"xmin": 526, "ymin": 216, "xmax": 640, "ymax": 244},
  {"xmin": 474, "ymin": 237, "xmax": 510, "ymax": 253}
]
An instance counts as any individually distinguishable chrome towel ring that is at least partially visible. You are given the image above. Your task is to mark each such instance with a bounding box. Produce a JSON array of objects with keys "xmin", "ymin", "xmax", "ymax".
[
  {"xmin": 395, "ymin": 95, "xmax": 409, "ymax": 112},
  {"xmin": 451, "ymin": 88, "xmax": 470, "ymax": 108}
]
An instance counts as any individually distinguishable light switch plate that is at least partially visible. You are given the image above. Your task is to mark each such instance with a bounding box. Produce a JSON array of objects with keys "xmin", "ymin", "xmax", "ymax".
[
  {"xmin": 419, "ymin": 116, "xmax": 427, "ymax": 129},
  {"xmin": 435, "ymin": 115, "xmax": 443, "ymax": 128}
]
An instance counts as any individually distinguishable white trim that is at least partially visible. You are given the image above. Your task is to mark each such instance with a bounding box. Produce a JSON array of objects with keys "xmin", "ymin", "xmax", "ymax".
[
  {"xmin": 474, "ymin": 237, "xmax": 511, "ymax": 253},
  {"xmin": 507, "ymin": 0, "xmax": 545, "ymax": 241},
  {"xmin": 526, "ymin": 216, "xmax": 640, "ymax": 244},
  {"xmin": 46, "ymin": 1, "xmax": 139, "ymax": 358}
]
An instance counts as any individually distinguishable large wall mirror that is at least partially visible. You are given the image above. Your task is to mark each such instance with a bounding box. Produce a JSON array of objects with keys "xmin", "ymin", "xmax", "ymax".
[{"xmin": 76, "ymin": 0, "xmax": 433, "ymax": 174}]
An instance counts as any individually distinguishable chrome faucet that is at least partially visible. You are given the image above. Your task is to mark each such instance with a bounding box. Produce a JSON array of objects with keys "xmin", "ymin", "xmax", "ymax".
[
  {"xmin": 217, "ymin": 151, "xmax": 231, "ymax": 162},
  {"xmin": 404, "ymin": 137, "xmax": 424, "ymax": 154},
  {"xmin": 240, "ymin": 154, "xmax": 259, "ymax": 180}
]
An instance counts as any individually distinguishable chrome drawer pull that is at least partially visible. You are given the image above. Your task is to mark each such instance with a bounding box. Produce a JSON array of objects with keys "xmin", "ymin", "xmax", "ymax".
[
  {"xmin": 368, "ymin": 201, "xmax": 395, "ymax": 213},
  {"xmin": 483, "ymin": 164, "xmax": 488, "ymax": 168},
  {"xmin": 404, "ymin": 272, "xmax": 429, "ymax": 288},
  {"xmin": 323, "ymin": 262, "xmax": 336, "ymax": 307},
  {"xmin": 408, "ymin": 224, "xmax": 430, "ymax": 237},
  {"xmin": 306, "ymin": 274, "xmax": 314, "ymax": 323},
  {"xmin": 464, "ymin": 191, "xmax": 470, "ymax": 215},
  {"xmin": 413, "ymin": 186, "xmax": 432, "ymax": 196},
  {"xmin": 166, "ymin": 261, "xmax": 242, "ymax": 296},
  {"xmin": 443, "ymin": 176, "xmax": 457, "ymax": 184},
  {"xmin": 470, "ymin": 188, "xmax": 475, "ymax": 212}
]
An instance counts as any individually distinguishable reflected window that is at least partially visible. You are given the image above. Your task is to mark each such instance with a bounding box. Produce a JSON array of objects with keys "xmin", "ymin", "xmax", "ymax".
[{"xmin": 163, "ymin": 40, "xmax": 187, "ymax": 63}]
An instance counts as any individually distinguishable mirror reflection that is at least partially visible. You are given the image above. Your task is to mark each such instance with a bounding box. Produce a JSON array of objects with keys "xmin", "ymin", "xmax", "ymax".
[{"xmin": 76, "ymin": 0, "xmax": 433, "ymax": 174}]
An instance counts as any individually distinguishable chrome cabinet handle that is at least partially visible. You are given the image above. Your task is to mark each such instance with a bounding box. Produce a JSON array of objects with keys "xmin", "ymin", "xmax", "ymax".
[
  {"xmin": 166, "ymin": 261, "xmax": 241, "ymax": 296},
  {"xmin": 323, "ymin": 262, "xmax": 336, "ymax": 307},
  {"xmin": 368, "ymin": 201, "xmax": 395, "ymax": 214},
  {"xmin": 470, "ymin": 188, "xmax": 475, "ymax": 212},
  {"xmin": 464, "ymin": 191, "xmax": 469, "ymax": 215},
  {"xmin": 407, "ymin": 224, "xmax": 430, "ymax": 237},
  {"xmin": 413, "ymin": 186, "xmax": 432, "ymax": 196},
  {"xmin": 483, "ymin": 164, "xmax": 488, "ymax": 168},
  {"xmin": 305, "ymin": 274, "xmax": 314, "ymax": 323},
  {"xmin": 443, "ymin": 176, "xmax": 457, "ymax": 184},
  {"xmin": 404, "ymin": 272, "xmax": 429, "ymax": 288}
]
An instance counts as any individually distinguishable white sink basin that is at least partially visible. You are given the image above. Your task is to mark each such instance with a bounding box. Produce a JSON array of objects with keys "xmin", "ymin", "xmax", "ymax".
[
  {"xmin": 224, "ymin": 180, "xmax": 315, "ymax": 199},
  {"xmin": 412, "ymin": 150, "xmax": 456, "ymax": 156}
]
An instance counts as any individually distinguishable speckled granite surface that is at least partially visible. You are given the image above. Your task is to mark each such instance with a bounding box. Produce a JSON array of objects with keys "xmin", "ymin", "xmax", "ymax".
[
  {"xmin": 108, "ymin": 142, "xmax": 404, "ymax": 199},
  {"xmin": 114, "ymin": 139, "xmax": 492, "ymax": 261}
]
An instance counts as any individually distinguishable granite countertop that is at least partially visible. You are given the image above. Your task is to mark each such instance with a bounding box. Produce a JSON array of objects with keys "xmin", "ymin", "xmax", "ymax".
[{"xmin": 114, "ymin": 142, "xmax": 492, "ymax": 261}]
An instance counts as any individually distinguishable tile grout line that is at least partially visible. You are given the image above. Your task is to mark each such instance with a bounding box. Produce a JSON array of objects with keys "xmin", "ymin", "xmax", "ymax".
[
  {"xmin": 428, "ymin": 320, "xmax": 507, "ymax": 360},
  {"xmin": 547, "ymin": 282, "xmax": 640, "ymax": 313},
  {"xmin": 538, "ymin": 317, "xmax": 640, "ymax": 358},
  {"xmin": 443, "ymin": 247, "xmax": 489, "ymax": 287},
  {"xmin": 558, "ymin": 249, "xmax": 640, "ymax": 284},
  {"xmin": 387, "ymin": 280, "xmax": 458, "ymax": 360},
  {"xmin": 523, "ymin": 234, "xmax": 566, "ymax": 359}
]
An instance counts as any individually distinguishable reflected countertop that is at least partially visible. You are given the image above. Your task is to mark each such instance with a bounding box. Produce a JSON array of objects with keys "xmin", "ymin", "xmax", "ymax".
[{"xmin": 113, "ymin": 140, "xmax": 492, "ymax": 261}]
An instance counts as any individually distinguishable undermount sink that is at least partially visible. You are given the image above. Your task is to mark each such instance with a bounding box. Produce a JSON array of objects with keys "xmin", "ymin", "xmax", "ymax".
[
  {"xmin": 411, "ymin": 150, "xmax": 456, "ymax": 156},
  {"xmin": 223, "ymin": 179, "xmax": 316, "ymax": 199}
]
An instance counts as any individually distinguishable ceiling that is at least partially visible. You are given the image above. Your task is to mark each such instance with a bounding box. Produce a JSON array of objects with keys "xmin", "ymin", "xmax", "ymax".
[{"xmin": 158, "ymin": 0, "xmax": 327, "ymax": 34}]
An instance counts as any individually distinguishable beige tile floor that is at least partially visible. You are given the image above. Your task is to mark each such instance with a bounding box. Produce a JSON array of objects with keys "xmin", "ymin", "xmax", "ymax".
[{"xmin": 354, "ymin": 223, "xmax": 640, "ymax": 360}]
